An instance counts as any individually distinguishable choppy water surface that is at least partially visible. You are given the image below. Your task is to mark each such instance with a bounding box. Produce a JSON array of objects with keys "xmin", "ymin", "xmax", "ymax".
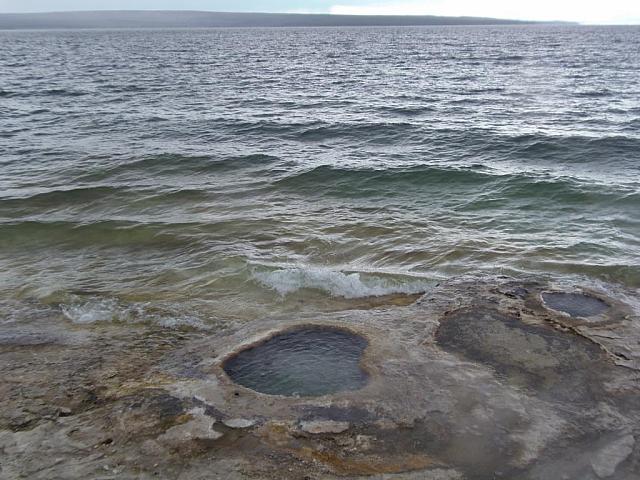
[{"xmin": 1, "ymin": 26, "xmax": 639, "ymax": 328}]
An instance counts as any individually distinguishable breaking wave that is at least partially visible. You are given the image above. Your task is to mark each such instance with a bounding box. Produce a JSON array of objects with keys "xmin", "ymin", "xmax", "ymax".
[
  {"xmin": 60, "ymin": 297, "xmax": 207, "ymax": 329},
  {"xmin": 252, "ymin": 266, "xmax": 434, "ymax": 299}
]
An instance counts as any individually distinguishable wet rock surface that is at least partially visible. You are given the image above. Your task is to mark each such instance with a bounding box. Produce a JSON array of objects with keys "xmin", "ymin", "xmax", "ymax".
[
  {"xmin": 1, "ymin": 278, "xmax": 639, "ymax": 479},
  {"xmin": 435, "ymin": 308, "xmax": 610, "ymax": 402},
  {"xmin": 300, "ymin": 420, "xmax": 351, "ymax": 434}
]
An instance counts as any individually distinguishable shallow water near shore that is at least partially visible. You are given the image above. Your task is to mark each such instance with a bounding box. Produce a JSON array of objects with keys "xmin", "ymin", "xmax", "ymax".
[{"xmin": 1, "ymin": 25, "xmax": 640, "ymax": 329}]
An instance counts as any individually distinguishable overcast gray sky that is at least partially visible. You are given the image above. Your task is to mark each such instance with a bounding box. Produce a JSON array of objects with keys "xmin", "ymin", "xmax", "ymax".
[{"xmin": 0, "ymin": 0, "xmax": 638, "ymax": 24}]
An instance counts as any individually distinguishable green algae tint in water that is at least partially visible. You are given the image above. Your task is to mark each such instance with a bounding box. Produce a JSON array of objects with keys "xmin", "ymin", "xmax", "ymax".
[
  {"xmin": 1, "ymin": 27, "xmax": 639, "ymax": 327},
  {"xmin": 223, "ymin": 327, "xmax": 369, "ymax": 397}
]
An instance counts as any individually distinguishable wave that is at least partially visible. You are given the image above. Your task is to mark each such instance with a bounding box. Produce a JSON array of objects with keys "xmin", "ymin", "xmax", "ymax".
[
  {"xmin": 252, "ymin": 266, "xmax": 433, "ymax": 299},
  {"xmin": 1, "ymin": 88, "xmax": 90, "ymax": 98},
  {"xmin": 60, "ymin": 296, "xmax": 206, "ymax": 329},
  {"xmin": 530, "ymin": 262, "xmax": 640, "ymax": 289},
  {"xmin": 377, "ymin": 105, "xmax": 436, "ymax": 116},
  {"xmin": 297, "ymin": 122, "xmax": 417, "ymax": 143},
  {"xmin": 275, "ymin": 164, "xmax": 492, "ymax": 189},
  {"xmin": 458, "ymin": 87, "xmax": 506, "ymax": 95},
  {"xmin": 0, "ymin": 153, "xmax": 281, "ymax": 206},
  {"xmin": 574, "ymin": 89, "xmax": 613, "ymax": 98},
  {"xmin": 160, "ymin": 118, "xmax": 424, "ymax": 144},
  {"xmin": 0, "ymin": 220, "xmax": 191, "ymax": 249},
  {"xmin": 123, "ymin": 152, "xmax": 279, "ymax": 173},
  {"xmin": 495, "ymin": 55, "xmax": 525, "ymax": 61},
  {"xmin": 0, "ymin": 185, "xmax": 124, "ymax": 205},
  {"xmin": 42, "ymin": 88, "xmax": 89, "ymax": 97},
  {"xmin": 274, "ymin": 164, "xmax": 639, "ymax": 204},
  {"xmin": 0, "ymin": 185, "xmax": 216, "ymax": 213},
  {"xmin": 288, "ymin": 126, "xmax": 640, "ymax": 162},
  {"xmin": 489, "ymin": 133, "xmax": 640, "ymax": 160},
  {"xmin": 172, "ymin": 120, "xmax": 640, "ymax": 161},
  {"xmin": 74, "ymin": 153, "xmax": 282, "ymax": 182}
]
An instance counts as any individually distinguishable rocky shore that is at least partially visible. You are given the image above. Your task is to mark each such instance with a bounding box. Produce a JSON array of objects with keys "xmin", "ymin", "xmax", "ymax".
[{"xmin": 1, "ymin": 278, "xmax": 638, "ymax": 479}]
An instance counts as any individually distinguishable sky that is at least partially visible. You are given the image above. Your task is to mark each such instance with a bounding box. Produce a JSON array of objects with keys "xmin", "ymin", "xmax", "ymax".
[{"xmin": 0, "ymin": 0, "xmax": 639, "ymax": 24}]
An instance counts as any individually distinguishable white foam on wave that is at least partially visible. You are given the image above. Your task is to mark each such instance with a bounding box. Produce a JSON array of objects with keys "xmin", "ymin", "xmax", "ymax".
[
  {"xmin": 252, "ymin": 266, "xmax": 433, "ymax": 299},
  {"xmin": 61, "ymin": 298, "xmax": 121, "ymax": 324},
  {"xmin": 60, "ymin": 297, "xmax": 206, "ymax": 329}
]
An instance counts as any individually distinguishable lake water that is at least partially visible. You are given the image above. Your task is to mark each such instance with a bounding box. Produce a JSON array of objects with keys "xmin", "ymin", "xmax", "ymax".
[{"xmin": 1, "ymin": 25, "xmax": 639, "ymax": 329}]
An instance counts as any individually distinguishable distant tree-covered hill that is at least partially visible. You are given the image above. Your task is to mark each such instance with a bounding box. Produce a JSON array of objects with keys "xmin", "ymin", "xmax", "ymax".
[{"xmin": 0, "ymin": 10, "xmax": 553, "ymax": 30}]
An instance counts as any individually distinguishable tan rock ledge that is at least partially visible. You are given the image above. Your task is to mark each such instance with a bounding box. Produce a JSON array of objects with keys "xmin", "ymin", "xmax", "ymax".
[
  {"xmin": 300, "ymin": 420, "xmax": 351, "ymax": 434},
  {"xmin": 1, "ymin": 277, "xmax": 638, "ymax": 479}
]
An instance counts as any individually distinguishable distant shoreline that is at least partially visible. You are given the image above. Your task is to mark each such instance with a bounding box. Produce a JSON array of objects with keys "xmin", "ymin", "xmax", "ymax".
[{"xmin": 0, "ymin": 10, "xmax": 573, "ymax": 30}]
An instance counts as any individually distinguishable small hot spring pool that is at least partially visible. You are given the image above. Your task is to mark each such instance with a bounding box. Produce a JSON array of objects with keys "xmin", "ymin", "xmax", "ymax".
[
  {"xmin": 223, "ymin": 326, "xmax": 369, "ymax": 397},
  {"xmin": 542, "ymin": 292, "xmax": 609, "ymax": 318}
]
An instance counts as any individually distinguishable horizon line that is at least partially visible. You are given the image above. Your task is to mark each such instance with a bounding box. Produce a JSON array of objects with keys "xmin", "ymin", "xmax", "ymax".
[
  {"xmin": 0, "ymin": 10, "xmax": 577, "ymax": 26},
  {"xmin": 1, "ymin": 10, "xmax": 637, "ymax": 26}
]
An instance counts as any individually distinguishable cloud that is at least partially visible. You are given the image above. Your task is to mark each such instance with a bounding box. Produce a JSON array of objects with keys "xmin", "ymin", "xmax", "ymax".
[{"xmin": 329, "ymin": 0, "xmax": 640, "ymax": 24}]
